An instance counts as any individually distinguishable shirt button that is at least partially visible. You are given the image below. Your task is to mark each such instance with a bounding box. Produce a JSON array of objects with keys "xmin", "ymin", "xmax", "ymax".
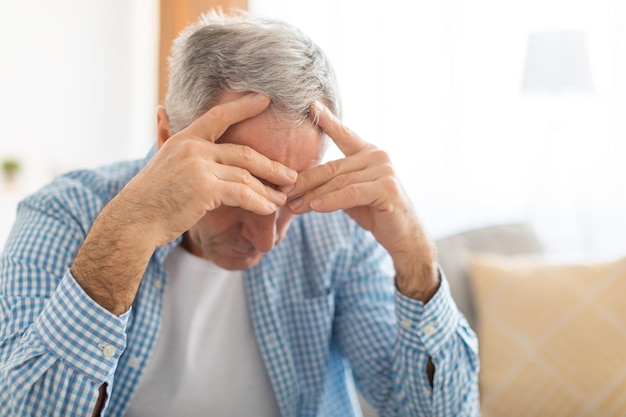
[
  {"xmin": 423, "ymin": 323, "xmax": 436, "ymax": 337},
  {"xmin": 128, "ymin": 354, "xmax": 141, "ymax": 369},
  {"xmin": 100, "ymin": 343, "xmax": 117, "ymax": 359},
  {"xmin": 400, "ymin": 319, "xmax": 412, "ymax": 330},
  {"xmin": 154, "ymin": 280, "xmax": 163, "ymax": 291}
]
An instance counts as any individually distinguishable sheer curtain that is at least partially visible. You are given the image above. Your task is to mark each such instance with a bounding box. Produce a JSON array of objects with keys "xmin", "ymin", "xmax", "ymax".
[{"xmin": 249, "ymin": 0, "xmax": 626, "ymax": 259}]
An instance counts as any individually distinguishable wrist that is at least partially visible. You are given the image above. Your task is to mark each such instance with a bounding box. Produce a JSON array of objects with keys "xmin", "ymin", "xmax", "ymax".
[
  {"xmin": 395, "ymin": 260, "xmax": 439, "ymax": 302},
  {"xmin": 392, "ymin": 237, "xmax": 439, "ymax": 302}
]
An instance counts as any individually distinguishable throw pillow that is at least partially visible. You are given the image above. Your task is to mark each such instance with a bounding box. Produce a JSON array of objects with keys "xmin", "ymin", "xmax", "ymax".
[{"xmin": 469, "ymin": 254, "xmax": 626, "ymax": 417}]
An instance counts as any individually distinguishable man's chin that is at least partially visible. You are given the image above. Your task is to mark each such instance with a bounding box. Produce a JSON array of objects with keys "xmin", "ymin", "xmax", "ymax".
[
  {"xmin": 183, "ymin": 240, "xmax": 267, "ymax": 270},
  {"xmin": 213, "ymin": 253, "xmax": 264, "ymax": 271}
]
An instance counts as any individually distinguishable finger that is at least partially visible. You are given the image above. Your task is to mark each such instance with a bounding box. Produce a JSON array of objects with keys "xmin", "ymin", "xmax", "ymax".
[
  {"xmin": 310, "ymin": 101, "xmax": 370, "ymax": 156},
  {"xmin": 287, "ymin": 165, "xmax": 392, "ymax": 213},
  {"xmin": 283, "ymin": 147, "xmax": 389, "ymax": 197},
  {"xmin": 214, "ymin": 164, "xmax": 287, "ymax": 206},
  {"xmin": 216, "ymin": 181, "xmax": 279, "ymax": 215},
  {"xmin": 186, "ymin": 93, "xmax": 271, "ymax": 142},
  {"xmin": 298, "ymin": 180, "xmax": 395, "ymax": 214},
  {"xmin": 215, "ymin": 143, "xmax": 298, "ymax": 186}
]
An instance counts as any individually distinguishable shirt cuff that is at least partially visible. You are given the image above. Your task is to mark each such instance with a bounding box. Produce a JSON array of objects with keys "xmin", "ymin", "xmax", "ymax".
[
  {"xmin": 395, "ymin": 268, "xmax": 459, "ymax": 355},
  {"xmin": 34, "ymin": 269, "xmax": 130, "ymax": 381}
]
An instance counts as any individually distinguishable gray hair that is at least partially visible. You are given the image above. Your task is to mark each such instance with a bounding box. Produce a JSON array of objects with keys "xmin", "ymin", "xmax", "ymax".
[{"xmin": 165, "ymin": 10, "xmax": 341, "ymax": 133}]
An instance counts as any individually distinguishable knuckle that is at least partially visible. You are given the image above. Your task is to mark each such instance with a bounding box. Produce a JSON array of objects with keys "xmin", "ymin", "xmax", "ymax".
[
  {"xmin": 345, "ymin": 184, "xmax": 361, "ymax": 200},
  {"xmin": 340, "ymin": 124, "xmax": 354, "ymax": 138},
  {"xmin": 380, "ymin": 163, "xmax": 395, "ymax": 177},
  {"xmin": 237, "ymin": 184, "xmax": 256, "ymax": 201},
  {"xmin": 238, "ymin": 169, "xmax": 254, "ymax": 185},
  {"xmin": 239, "ymin": 145, "xmax": 256, "ymax": 162},
  {"xmin": 331, "ymin": 173, "xmax": 350, "ymax": 189},
  {"xmin": 323, "ymin": 161, "xmax": 340, "ymax": 178},
  {"xmin": 175, "ymin": 147, "xmax": 205, "ymax": 174},
  {"xmin": 208, "ymin": 105, "xmax": 227, "ymax": 122},
  {"xmin": 381, "ymin": 176, "xmax": 400, "ymax": 193},
  {"xmin": 369, "ymin": 148, "xmax": 390, "ymax": 163},
  {"xmin": 204, "ymin": 197, "xmax": 220, "ymax": 212},
  {"xmin": 268, "ymin": 160, "xmax": 282, "ymax": 176},
  {"xmin": 175, "ymin": 138, "xmax": 204, "ymax": 158},
  {"xmin": 202, "ymin": 183, "xmax": 221, "ymax": 209},
  {"xmin": 200, "ymin": 174, "xmax": 215, "ymax": 190},
  {"xmin": 186, "ymin": 157, "xmax": 205, "ymax": 176}
]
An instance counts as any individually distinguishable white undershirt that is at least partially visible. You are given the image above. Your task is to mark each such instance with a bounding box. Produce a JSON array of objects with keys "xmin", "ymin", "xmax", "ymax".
[{"xmin": 125, "ymin": 245, "xmax": 280, "ymax": 417}]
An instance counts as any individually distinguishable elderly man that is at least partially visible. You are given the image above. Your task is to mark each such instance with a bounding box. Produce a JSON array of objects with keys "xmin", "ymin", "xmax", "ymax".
[{"xmin": 0, "ymin": 10, "xmax": 479, "ymax": 417}]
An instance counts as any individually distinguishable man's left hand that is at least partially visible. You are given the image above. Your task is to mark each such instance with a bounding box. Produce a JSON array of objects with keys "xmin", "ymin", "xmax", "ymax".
[{"xmin": 284, "ymin": 102, "xmax": 439, "ymax": 302}]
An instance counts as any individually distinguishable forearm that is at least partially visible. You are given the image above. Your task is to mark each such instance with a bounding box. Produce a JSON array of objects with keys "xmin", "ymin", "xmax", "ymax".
[{"xmin": 72, "ymin": 198, "xmax": 156, "ymax": 316}]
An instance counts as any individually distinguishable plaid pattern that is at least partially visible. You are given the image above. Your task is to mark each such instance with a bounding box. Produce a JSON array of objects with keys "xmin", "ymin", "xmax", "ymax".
[{"xmin": 0, "ymin": 150, "xmax": 479, "ymax": 416}]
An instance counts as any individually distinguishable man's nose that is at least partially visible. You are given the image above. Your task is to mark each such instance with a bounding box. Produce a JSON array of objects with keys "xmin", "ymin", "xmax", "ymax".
[{"xmin": 241, "ymin": 212, "xmax": 278, "ymax": 253}]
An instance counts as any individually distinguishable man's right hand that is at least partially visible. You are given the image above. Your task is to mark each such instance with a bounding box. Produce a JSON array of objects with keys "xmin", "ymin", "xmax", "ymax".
[
  {"xmin": 71, "ymin": 93, "xmax": 296, "ymax": 315},
  {"xmin": 120, "ymin": 93, "xmax": 296, "ymax": 247}
]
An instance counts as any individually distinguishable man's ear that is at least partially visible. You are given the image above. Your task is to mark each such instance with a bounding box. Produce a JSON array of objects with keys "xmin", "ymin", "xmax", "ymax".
[{"xmin": 156, "ymin": 106, "xmax": 172, "ymax": 149}]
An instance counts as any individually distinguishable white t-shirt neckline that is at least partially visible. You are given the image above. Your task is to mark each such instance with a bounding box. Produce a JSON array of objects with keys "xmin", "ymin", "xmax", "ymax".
[{"xmin": 125, "ymin": 245, "xmax": 279, "ymax": 417}]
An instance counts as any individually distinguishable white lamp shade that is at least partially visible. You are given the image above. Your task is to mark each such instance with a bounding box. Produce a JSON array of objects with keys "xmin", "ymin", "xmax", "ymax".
[{"xmin": 521, "ymin": 30, "xmax": 593, "ymax": 94}]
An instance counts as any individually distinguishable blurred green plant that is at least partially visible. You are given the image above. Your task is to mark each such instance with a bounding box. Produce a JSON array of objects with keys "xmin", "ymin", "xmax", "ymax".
[{"xmin": 2, "ymin": 158, "xmax": 21, "ymax": 182}]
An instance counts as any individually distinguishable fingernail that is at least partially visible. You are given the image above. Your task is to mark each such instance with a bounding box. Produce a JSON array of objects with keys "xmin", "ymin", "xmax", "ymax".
[
  {"xmin": 289, "ymin": 198, "xmax": 303, "ymax": 209},
  {"xmin": 310, "ymin": 198, "xmax": 323, "ymax": 210},
  {"xmin": 282, "ymin": 184, "xmax": 295, "ymax": 194},
  {"xmin": 314, "ymin": 101, "xmax": 325, "ymax": 113},
  {"xmin": 270, "ymin": 189, "xmax": 287, "ymax": 204},
  {"xmin": 254, "ymin": 93, "xmax": 269, "ymax": 102},
  {"xmin": 285, "ymin": 168, "xmax": 297, "ymax": 181}
]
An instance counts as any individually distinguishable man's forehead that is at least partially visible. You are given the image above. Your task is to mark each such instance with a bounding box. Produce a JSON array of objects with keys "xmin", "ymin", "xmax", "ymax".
[{"xmin": 220, "ymin": 112, "xmax": 325, "ymax": 172}]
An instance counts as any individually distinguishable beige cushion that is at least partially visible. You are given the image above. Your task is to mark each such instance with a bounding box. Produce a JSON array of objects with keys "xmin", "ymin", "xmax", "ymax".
[
  {"xmin": 435, "ymin": 223, "xmax": 544, "ymax": 330},
  {"xmin": 469, "ymin": 254, "xmax": 626, "ymax": 417}
]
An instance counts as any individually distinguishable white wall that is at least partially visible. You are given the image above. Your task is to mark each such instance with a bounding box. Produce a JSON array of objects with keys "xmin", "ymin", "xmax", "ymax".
[
  {"xmin": 250, "ymin": 0, "xmax": 626, "ymax": 259},
  {"xmin": 0, "ymin": 0, "xmax": 159, "ymax": 192},
  {"xmin": 0, "ymin": 0, "xmax": 159, "ymax": 245}
]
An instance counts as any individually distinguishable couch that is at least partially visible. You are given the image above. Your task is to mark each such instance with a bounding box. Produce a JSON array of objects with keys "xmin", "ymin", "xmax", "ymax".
[{"xmin": 360, "ymin": 222, "xmax": 626, "ymax": 417}]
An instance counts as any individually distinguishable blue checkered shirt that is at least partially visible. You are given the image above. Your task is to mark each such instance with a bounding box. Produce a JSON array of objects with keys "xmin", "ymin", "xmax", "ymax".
[{"xmin": 0, "ymin": 151, "xmax": 479, "ymax": 416}]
